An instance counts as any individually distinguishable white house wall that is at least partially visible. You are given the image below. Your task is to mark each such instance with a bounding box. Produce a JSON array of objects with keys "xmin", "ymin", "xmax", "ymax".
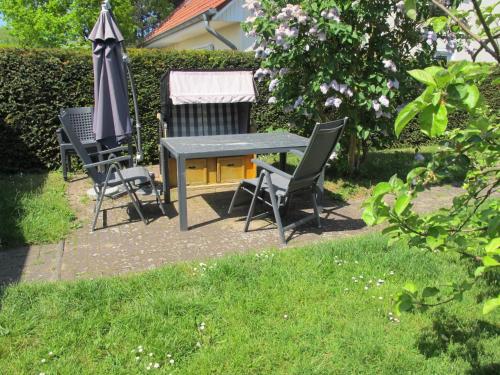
[{"xmin": 170, "ymin": 23, "xmax": 245, "ymax": 50}]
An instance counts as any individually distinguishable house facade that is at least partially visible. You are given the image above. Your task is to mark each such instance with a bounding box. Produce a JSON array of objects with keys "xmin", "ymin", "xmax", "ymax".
[
  {"xmin": 145, "ymin": 0, "xmax": 497, "ymax": 63},
  {"xmin": 143, "ymin": 0, "xmax": 254, "ymax": 51}
]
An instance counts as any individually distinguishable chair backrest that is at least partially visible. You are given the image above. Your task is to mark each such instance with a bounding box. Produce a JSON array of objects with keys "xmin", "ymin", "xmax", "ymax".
[
  {"xmin": 160, "ymin": 70, "xmax": 253, "ymax": 138},
  {"xmin": 58, "ymin": 110, "xmax": 103, "ymax": 184},
  {"xmin": 59, "ymin": 107, "xmax": 95, "ymax": 145},
  {"xmin": 289, "ymin": 118, "xmax": 347, "ymax": 193},
  {"xmin": 168, "ymin": 102, "xmax": 249, "ymax": 137}
]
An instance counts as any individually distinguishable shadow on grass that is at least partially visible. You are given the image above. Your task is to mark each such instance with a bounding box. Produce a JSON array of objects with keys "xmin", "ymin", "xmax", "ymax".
[
  {"xmin": 417, "ymin": 310, "xmax": 500, "ymax": 373},
  {"xmin": 0, "ymin": 173, "xmax": 49, "ymax": 286}
]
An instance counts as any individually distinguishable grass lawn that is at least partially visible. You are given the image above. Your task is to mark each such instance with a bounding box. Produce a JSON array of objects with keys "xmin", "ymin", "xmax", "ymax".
[
  {"xmin": 0, "ymin": 234, "xmax": 498, "ymax": 374},
  {"xmin": 0, "ymin": 172, "xmax": 78, "ymax": 248}
]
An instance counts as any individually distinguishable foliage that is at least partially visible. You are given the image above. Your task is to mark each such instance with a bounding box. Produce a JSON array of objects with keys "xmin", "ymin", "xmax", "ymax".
[
  {"xmin": 0, "ymin": 172, "xmax": 77, "ymax": 248},
  {"xmin": 1, "ymin": 234, "xmax": 499, "ymax": 373},
  {"xmin": 417, "ymin": 0, "xmax": 500, "ymax": 63},
  {"xmin": 0, "ymin": 0, "xmax": 174, "ymax": 47},
  {"xmin": 363, "ymin": 1, "xmax": 499, "ymax": 315},
  {"xmin": 243, "ymin": 0, "xmax": 436, "ymax": 171},
  {"xmin": 0, "ymin": 48, "xmax": 291, "ymax": 171},
  {"xmin": 0, "ymin": 26, "xmax": 17, "ymax": 46}
]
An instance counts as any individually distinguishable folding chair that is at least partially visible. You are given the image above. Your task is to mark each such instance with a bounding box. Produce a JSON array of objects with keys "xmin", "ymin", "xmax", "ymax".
[
  {"xmin": 228, "ymin": 118, "xmax": 347, "ymax": 244},
  {"xmin": 59, "ymin": 110, "xmax": 165, "ymax": 231}
]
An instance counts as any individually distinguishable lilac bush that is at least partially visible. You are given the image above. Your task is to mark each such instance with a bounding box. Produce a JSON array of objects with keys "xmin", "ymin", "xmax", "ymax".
[{"xmin": 244, "ymin": 0, "xmax": 434, "ymax": 171}]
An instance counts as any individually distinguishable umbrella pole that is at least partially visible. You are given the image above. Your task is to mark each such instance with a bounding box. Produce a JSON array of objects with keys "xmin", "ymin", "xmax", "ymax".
[
  {"xmin": 123, "ymin": 54, "xmax": 143, "ymax": 165},
  {"xmin": 104, "ymin": 0, "xmax": 143, "ymax": 165}
]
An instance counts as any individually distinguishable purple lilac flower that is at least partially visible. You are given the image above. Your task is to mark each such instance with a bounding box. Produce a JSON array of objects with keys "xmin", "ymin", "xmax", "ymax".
[
  {"xmin": 387, "ymin": 79, "xmax": 399, "ymax": 90},
  {"xmin": 425, "ymin": 31, "xmax": 437, "ymax": 46},
  {"xmin": 325, "ymin": 97, "xmax": 342, "ymax": 108},
  {"xmin": 269, "ymin": 79, "xmax": 279, "ymax": 92},
  {"xmin": 293, "ymin": 96, "xmax": 304, "ymax": 108},
  {"xmin": 320, "ymin": 83, "xmax": 330, "ymax": 94},
  {"xmin": 382, "ymin": 59, "xmax": 397, "ymax": 72},
  {"xmin": 379, "ymin": 95, "xmax": 389, "ymax": 107}
]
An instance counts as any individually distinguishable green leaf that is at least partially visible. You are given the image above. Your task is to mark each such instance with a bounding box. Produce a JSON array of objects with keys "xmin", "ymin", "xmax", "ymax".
[
  {"xmin": 404, "ymin": 0, "xmax": 417, "ymax": 20},
  {"xmin": 420, "ymin": 103, "xmax": 448, "ymax": 137},
  {"xmin": 463, "ymin": 84, "xmax": 480, "ymax": 111},
  {"xmin": 483, "ymin": 256, "xmax": 500, "ymax": 267},
  {"xmin": 394, "ymin": 194, "xmax": 411, "ymax": 215},
  {"xmin": 372, "ymin": 182, "xmax": 392, "ymax": 197},
  {"xmin": 422, "ymin": 287, "xmax": 439, "ymax": 298},
  {"xmin": 485, "ymin": 238, "xmax": 500, "ymax": 255},
  {"xmin": 406, "ymin": 167, "xmax": 427, "ymax": 183},
  {"xmin": 474, "ymin": 266, "xmax": 485, "ymax": 277},
  {"xmin": 432, "ymin": 92, "xmax": 441, "ymax": 106},
  {"xmin": 362, "ymin": 208, "xmax": 376, "ymax": 226},
  {"xmin": 395, "ymin": 102, "xmax": 420, "ymax": 137},
  {"xmin": 408, "ymin": 69, "xmax": 436, "ymax": 86},
  {"xmin": 430, "ymin": 16, "xmax": 448, "ymax": 32},
  {"xmin": 382, "ymin": 225, "xmax": 400, "ymax": 235},
  {"xmin": 483, "ymin": 296, "xmax": 500, "ymax": 314},
  {"xmin": 403, "ymin": 282, "xmax": 417, "ymax": 295}
]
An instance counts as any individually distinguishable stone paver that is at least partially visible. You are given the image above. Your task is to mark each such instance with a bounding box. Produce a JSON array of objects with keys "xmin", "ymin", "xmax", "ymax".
[{"xmin": 0, "ymin": 171, "xmax": 463, "ymax": 284}]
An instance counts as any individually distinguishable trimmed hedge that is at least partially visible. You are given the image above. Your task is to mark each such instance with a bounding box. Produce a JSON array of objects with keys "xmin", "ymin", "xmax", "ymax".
[
  {"xmin": 0, "ymin": 48, "xmax": 290, "ymax": 171},
  {"xmin": 0, "ymin": 48, "xmax": 497, "ymax": 171}
]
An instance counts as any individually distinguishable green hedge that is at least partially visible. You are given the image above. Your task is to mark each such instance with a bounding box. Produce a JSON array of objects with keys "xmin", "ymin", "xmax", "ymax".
[
  {"xmin": 1, "ymin": 48, "xmax": 497, "ymax": 172},
  {"xmin": 0, "ymin": 48, "xmax": 291, "ymax": 171}
]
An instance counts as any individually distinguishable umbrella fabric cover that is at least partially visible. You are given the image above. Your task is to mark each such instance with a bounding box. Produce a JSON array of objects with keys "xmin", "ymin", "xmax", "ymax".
[{"xmin": 88, "ymin": 9, "xmax": 131, "ymax": 146}]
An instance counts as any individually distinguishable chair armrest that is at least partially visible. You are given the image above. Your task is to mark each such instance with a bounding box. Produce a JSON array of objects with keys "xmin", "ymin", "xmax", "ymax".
[
  {"xmin": 88, "ymin": 146, "xmax": 130, "ymax": 157},
  {"xmin": 251, "ymin": 159, "xmax": 293, "ymax": 179},
  {"xmin": 84, "ymin": 155, "xmax": 131, "ymax": 169},
  {"xmin": 55, "ymin": 128, "xmax": 67, "ymax": 144},
  {"xmin": 289, "ymin": 149, "xmax": 304, "ymax": 158}
]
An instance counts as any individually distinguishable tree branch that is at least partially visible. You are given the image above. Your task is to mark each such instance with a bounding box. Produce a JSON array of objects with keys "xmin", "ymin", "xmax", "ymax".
[
  {"xmin": 430, "ymin": 0, "xmax": 500, "ymax": 62},
  {"xmin": 471, "ymin": 0, "xmax": 500, "ymax": 58}
]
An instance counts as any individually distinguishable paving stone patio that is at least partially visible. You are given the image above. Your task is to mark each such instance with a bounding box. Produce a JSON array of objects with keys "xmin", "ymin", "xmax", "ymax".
[{"xmin": 0, "ymin": 167, "xmax": 463, "ymax": 284}]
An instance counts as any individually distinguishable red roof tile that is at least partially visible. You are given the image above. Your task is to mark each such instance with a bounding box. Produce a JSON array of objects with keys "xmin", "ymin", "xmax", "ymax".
[{"xmin": 146, "ymin": 0, "xmax": 230, "ymax": 41}]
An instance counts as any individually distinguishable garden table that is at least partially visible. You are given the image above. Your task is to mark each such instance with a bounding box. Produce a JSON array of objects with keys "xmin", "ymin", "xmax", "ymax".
[{"xmin": 160, "ymin": 132, "xmax": 309, "ymax": 231}]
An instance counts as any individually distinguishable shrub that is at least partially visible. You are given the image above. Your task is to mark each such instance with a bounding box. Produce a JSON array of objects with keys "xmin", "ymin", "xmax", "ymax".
[{"xmin": 0, "ymin": 48, "xmax": 287, "ymax": 171}]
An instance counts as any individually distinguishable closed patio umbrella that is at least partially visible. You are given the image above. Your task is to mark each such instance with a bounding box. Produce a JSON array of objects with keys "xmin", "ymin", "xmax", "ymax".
[{"xmin": 88, "ymin": 1, "xmax": 143, "ymax": 162}]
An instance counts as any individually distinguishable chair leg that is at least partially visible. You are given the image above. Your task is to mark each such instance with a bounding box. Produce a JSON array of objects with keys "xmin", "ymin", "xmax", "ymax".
[
  {"xmin": 128, "ymin": 182, "xmax": 144, "ymax": 211},
  {"xmin": 312, "ymin": 187, "xmax": 322, "ymax": 229},
  {"xmin": 244, "ymin": 173, "xmax": 265, "ymax": 232},
  {"xmin": 265, "ymin": 172, "xmax": 286, "ymax": 245},
  {"xmin": 147, "ymin": 174, "xmax": 166, "ymax": 215},
  {"xmin": 61, "ymin": 149, "xmax": 68, "ymax": 181},
  {"xmin": 228, "ymin": 182, "xmax": 243, "ymax": 214},
  {"xmin": 92, "ymin": 184, "xmax": 108, "ymax": 231},
  {"xmin": 116, "ymin": 169, "xmax": 147, "ymax": 225}
]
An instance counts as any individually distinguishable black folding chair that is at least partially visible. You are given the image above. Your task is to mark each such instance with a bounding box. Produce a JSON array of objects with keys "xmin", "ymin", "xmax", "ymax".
[
  {"xmin": 59, "ymin": 110, "xmax": 165, "ymax": 231},
  {"xmin": 229, "ymin": 118, "xmax": 347, "ymax": 244}
]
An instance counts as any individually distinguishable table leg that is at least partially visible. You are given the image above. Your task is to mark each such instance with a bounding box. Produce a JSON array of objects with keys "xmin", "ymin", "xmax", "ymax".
[
  {"xmin": 279, "ymin": 152, "xmax": 287, "ymax": 171},
  {"xmin": 177, "ymin": 156, "xmax": 188, "ymax": 231}
]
